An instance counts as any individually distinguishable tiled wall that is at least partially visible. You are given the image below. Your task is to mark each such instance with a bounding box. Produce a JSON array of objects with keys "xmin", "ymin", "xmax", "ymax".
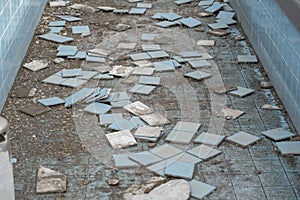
[
  {"xmin": 230, "ymin": 0, "xmax": 300, "ymax": 132},
  {"xmin": 0, "ymin": 0, "xmax": 47, "ymax": 110}
]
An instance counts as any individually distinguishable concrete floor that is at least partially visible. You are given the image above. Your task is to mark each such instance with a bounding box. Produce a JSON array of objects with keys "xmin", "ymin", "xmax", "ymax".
[{"xmin": 1, "ymin": 0, "xmax": 299, "ymax": 199}]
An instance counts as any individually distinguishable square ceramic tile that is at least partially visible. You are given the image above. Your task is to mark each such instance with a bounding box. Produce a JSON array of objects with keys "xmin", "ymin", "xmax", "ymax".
[
  {"xmin": 124, "ymin": 101, "xmax": 153, "ymax": 116},
  {"xmin": 155, "ymin": 21, "xmax": 179, "ymax": 28},
  {"xmin": 117, "ymin": 42, "xmax": 137, "ymax": 49},
  {"xmin": 23, "ymin": 60, "xmax": 49, "ymax": 71},
  {"xmin": 108, "ymin": 118, "xmax": 136, "ymax": 131},
  {"xmin": 57, "ymin": 15, "xmax": 81, "ymax": 22},
  {"xmin": 38, "ymin": 97, "xmax": 65, "ymax": 106},
  {"xmin": 93, "ymin": 74, "xmax": 114, "ymax": 80},
  {"xmin": 226, "ymin": 131, "xmax": 260, "ymax": 147},
  {"xmin": 113, "ymin": 9, "xmax": 129, "ymax": 14},
  {"xmin": 133, "ymin": 60, "xmax": 154, "ymax": 67},
  {"xmin": 165, "ymin": 161, "xmax": 195, "ymax": 179},
  {"xmin": 184, "ymin": 70, "xmax": 212, "ymax": 80},
  {"xmin": 152, "ymin": 13, "xmax": 165, "ymax": 19},
  {"xmin": 86, "ymin": 55, "xmax": 106, "ymax": 63},
  {"xmin": 76, "ymin": 71, "xmax": 98, "ymax": 80},
  {"xmin": 142, "ymin": 44, "xmax": 161, "ymax": 51},
  {"xmin": 216, "ymin": 107, "xmax": 245, "ymax": 120},
  {"xmin": 275, "ymin": 141, "xmax": 300, "ymax": 156},
  {"xmin": 134, "ymin": 126, "xmax": 162, "ymax": 141},
  {"xmin": 180, "ymin": 17, "xmax": 202, "ymax": 28},
  {"xmin": 147, "ymin": 50, "xmax": 169, "ymax": 59},
  {"xmin": 173, "ymin": 121, "xmax": 202, "ymax": 133},
  {"xmin": 130, "ymin": 84, "xmax": 156, "ymax": 95},
  {"xmin": 216, "ymin": 11, "xmax": 235, "ymax": 19},
  {"xmin": 188, "ymin": 59, "xmax": 212, "ymax": 68},
  {"xmin": 99, "ymin": 113, "xmax": 123, "ymax": 125},
  {"xmin": 88, "ymin": 48, "xmax": 111, "ymax": 57},
  {"xmin": 129, "ymin": 151, "xmax": 163, "ymax": 166},
  {"xmin": 141, "ymin": 33, "xmax": 159, "ymax": 41},
  {"xmin": 49, "ymin": 20, "xmax": 66, "ymax": 27},
  {"xmin": 208, "ymin": 22, "xmax": 229, "ymax": 29},
  {"xmin": 109, "ymin": 66, "xmax": 133, "ymax": 77},
  {"xmin": 175, "ymin": 0, "xmax": 192, "ymax": 5},
  {"xmin": 237, "ymin": 55, "xmax": 258, "ymax": 63},
  {"xmin": 68, "ymin": 51, "xmax": 87, "ymax": 59},
  {"xmin": 179, "ymin": 51, "xmax": 202, "ymax": 58},
  {"xmin": 228, "ymin": 86, "xmax": 254, "ymax": 97},
  {"xmin": 205, "ymin": 2, "xmax": 223, "ymax": 13},
  {"xmin": 161, "ymin": 12, "xmax": 182, "ymax": 21},
  {"xmin": 19, "ymin": 103, "xmax": 51, "ymax": 117},
  {"xmin": 64, "ymin": 88, "xmax": 94, "ymax": 107},
  {"xmin": 194, "ymin": 132, "xmax": 225, "ymax": 146},
  {"xmin": 217, "ymin": 18, "xmax": 237, "ymax": 25},
  {"xmin": 106, "ymin": 130, "xmax": 137, "ymax": 149},
  {"xmin": 140, "ymin": 113, "xmax": 171, "ymax": 126},
  {"xmin": 198, "ymin": 0, "xmax": 214, "ymax": 6},
  {"xmin": 113, "ymin": 154, "xmax": 139, "ymax": 168},
  {"xmin": 138, "ymin": 76, "xmax": 160, "ymax": 85},
  {"xmin": 150, "ymin": 144, "xmax": 183, "ymax": 159},
  {"xmin": 261, "ymin": 128, "xmax": 296, "ymax": 141},
  {"xmin": 187, "ymin": 144, "xmax": 222, "ymax": 160},
  {"xmin": 111, "ymin": 100, "xmax": 132, "ymax": 108},
  {"xmin": 136, "ymin": 3, "xmax": 152, "ymax": 8},
  {"xmin": 197, "ymin": 40, "xmax": 215, "ymax": 46},
  {"xmin": 61, "ymin": 68, "xmax": 83, "ymax": 78},
  {"xmin": 166, "ymin": 130, "xmax": 196, "ymax": 144},
  {"xmin": 189, "ymin": 179, "xmax": 216, "ymax": 199},
  {"xmin": 72, "ymin": 25, "xmax": 90, "ymax": 34},
  {"xmin": 169, "ymin": 152, "xmax": 202, "ymax": 164},
  {"xmin": 129, "ymin": 53, "xmax": 151, "ymax": 61},
  {"xmin": 83, "ymin": 102, "xmax": 111, "ymax": 115},
  {"xmin": 39, "ymin": 33, "xmax": 74, "ymax": 43},
  {"xmin": 50, "ymin": 27, "xmax": 64, "ymax": 33},
  {"xmin": 132, "ymin": 67, "xmax": 155, "ymax": 75},
  {"xmin": 154, "ymin": 60, "xmax": 175, "ymax": 72},
  {"xmin": 173, "ymin": 56, "xmax": 187, "ymax": 63},
  {"xmin": 60, "ymin": 78, "xmax": 87, "ymax": 88},
  {"xmin": 129, "ymin": 8, "xmax": 146, "ymax": 14}
]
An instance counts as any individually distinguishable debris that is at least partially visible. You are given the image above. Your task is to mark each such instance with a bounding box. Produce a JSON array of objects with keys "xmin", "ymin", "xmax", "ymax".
[
  {"xmin": 226, "ymin": 131, "xmax": 261, "ymax": 147},
  {"xmin": 56, "ymin": 15, "xmax": 81, "ymax": 22},
  {"xmin": 129, "ymin": 8, "xmax": 146, "ymax": 15},
  {"xmin": 187, "ymin": 144, "xmax": 222, "ymax": 160},
  {"xmin": 237, "ymin": 55, "xmax": 258, "ymax": 63},
  {"xmin": 205, "ymin": 2, "xmax": 224, "ymax": 13},
  {"xmin": 53, "ymin": 58, "xmax": 65, "ymax": 64},
  {"xmin": 23, "ymin": 60, "xmax": 49, "ymax": 71},
  {"xmin": 216, "ymin": 107, "xmax": 245, "ymax": 120},
  {"xmin": 198, "ymin": 11, "xmax": 214, "ymax": 17},
  {"xmin": 49, "ymin": 1, "xmax": 68, "ymax": 7},
  {"xmin": 108, "ymin": 179, "xmax": 120, "ymax": 186},
  {"xmin": 39, "ymin": 33, "xmax": 74, "ymax": 43},
  {"xmin": 260, "ymin": 81, "xmax": 273, "ymax": 89},
  {"xmin": 98, "ymin": 6, "xmax": 115, "ymax": 12},
  {"xmin": 261, "ymin": 104, "xmax": 282, "ymax": 110},
  {"xmin": 109, "ymin": 65, "xmax": 133, "ymax": 77},
  {"xmin": 69, "ymin": 3, "xmax": 96, "ymax": 13},
  {"xmin": 207, "ymin": 29, "xmax": 230, "ymax": 36},
  {"xmin": 38, "ymin": 97, "xmax": 65, "ymax": 106},
  {"xmin": 83, "ymin": 102, "xmax": 111, "ymax": 115},
  {"xmin": 124, "ymin": 101, "xmax": 153, "ymax": 116},
  {"xmin": 197, "ymin": 40, "xmax": 215, "ymax": 46},
  {"xmin": 228, "ymin": 86, "xmax": 254, "ymax": 98},
  {"xmin": 36, "ymin": 166, "xmax": 67, "ymax": 194},
  {"xmin": 194, "ymin": 132, "xmax": 225, "ymax": 146},
  {"xmin": 275, "ymin": 141, "xmax": 300, "ymax": 156},
  {"xmin": 189, "ymin": 179, "xmax": 216, "ymax": 199},
  {"xmin": 19, "ymin": 103, "xmax": 51, "ymax": 117},
  {"xmin": 261, "ymin": 128, "xmax": 296, "ymax": 141},
  {"xmin": 106, "ymin": 130, "xmax": 137, "ymax": 149}
]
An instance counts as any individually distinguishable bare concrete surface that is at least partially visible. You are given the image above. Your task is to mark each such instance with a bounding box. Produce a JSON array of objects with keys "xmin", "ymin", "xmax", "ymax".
[{"xmin": 1, "ymin": 0, "xmax": 300, "ymax": 199}]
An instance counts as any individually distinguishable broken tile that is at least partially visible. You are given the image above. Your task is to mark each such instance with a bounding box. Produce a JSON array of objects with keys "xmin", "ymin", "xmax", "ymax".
[
  {"xmin": 175, "ymin": 0, "xmax": 192, "ymax": 5},
  {"xmin": 216, "ymin": 107, "xmax": 245, "ymax": 120},
  {"xmin": 98, "ymin": 6, "xmax": 115, "ymax": 12},
  {"xmin": 152, "ymin": 12, "xmax": 164, "ymax": 20},
  {"xmin": 38, "ymin": 97, "xmax": 65, "ymax": 106},
  {"xmin": 261, "ymin": 104, "xmax": 282, "ymax": 110},
  {"xmin": 50, "ymin": 27, "xmax": 64, "ymax": 33},
  {"xmin": 136, "ymin": 3, "xmax": 152, "ymax": 8},
  {"xmin": 68, "ymin": 51, "xmax": 87, "ymax": 59},
  {"xmin": 154, "ymin": 60, "xmax": 175, "ymax": 72},
  {"xmin": 129, "ymin": 53, "xmax": 151, "ymax": 61},
  {"xmin": 117, "ymin": 42, "xmax": 137, "ymax": 49},
  {"xmin": 124, "ymin": 101, "xmax": 153, "ymax": 116},
  {"xmin": 188, "ymin": 59, "xmax": 212, "ymax": 68},
  {"xmin": 130, "ymin": 84, "xmax": 156, "ymax": 95},
  {"xmin": 99, "ymin": 113, "xmax": 123, "ymax": 125},
  {"xmin": 138, "ymin": 76, "xmax": 160, "ymax": 85},
  {"xmin": 36, "ymin": 166, "xmax": 67, "ymax": 194},
  {"xmin": 56, "ymin": 15, "xmax": 81, "ymax": 22},
  {"xmin": 109, "ymin": 65, "xmax": 133, "ymax": 77},
  {"xmin": 169, "ymin": 152, "xmax": 202, "ymax": 164},
  {"xmin": 147, "ymin": 50, "xmax": 169, "ymax": 59},
  {"xmin": 106, "ymin": 130, "xmax": 137, "ymax": 149},
  {"xmin": 261, "ymin": 128, "xmax": 296, "ymax": 141},
  {"xmin": 134, "ymin": 126, "xmax": 162, "ymax": 141},
  {"xmin": 216, "ymin": 11, "xmax": 235, "ymax": 19},
  {"xmin": 64, "ymin": 88, "xmax": 94, "ymax": 107},
  {"xmin": 113, "ymin": 154, "xmax": 139, "ymax": 168},
  {"xmin": 140, "ymin": 113, "xmax": 170, "ymax": 126},
  {"xmin": 237, "ymin": 55, "xmax": 258, "ymax": 63},
  {"xmin": 141, "ymin": 33, "xmax": 159, "ymax": 41},
  {"xmin": 19, "ymin": 103, "xmax": 51, "ymax": 117},
  {"xmin": 133, "ymin": 60, "xmax": 154, "ymax": 68},
  {"xmin": 42, "ymin": 74, "xmax": 67, "ymax": 85},
  {"xmin": 275, "ymin": 141, "xmax": 300, "ymax": 156},
  {"xmin": 155, "ymin": 21, "xmax": 180, "ymax": 28},
  {"xmin": 165, "ymin": 161, "xmax": 195, "ymax": 179},
  {"xmin": 129, "ymin": 151, "xmax": 163, "ymax": 166},
  {"xmin": 228, "ymin": 86, "xmax": 254, "ymax": 98},
  {"xmin": 86, "ymin": 55, "xmax": 106, "ymax": 63},
  {"xmin": 184, "ymin": 70, "xmax": 212, "ymax": 80},
  {"xmin": 132, "ymin": 67, "xmax": 155, "ymax": 76},
  {"xmin": 212, "ymin": 84, "xmax": 237, "ymax": 94},
  {"xmin": 23, "ymin": 60, "xmax": 49, "ymax": 71},
  {"xmin": 72, "ymin": 25, "xmax": 90, "ymax": 34},
  {"xmin": 180, "ymin": 17, "xmax": 202, "ymax": 28},
  {"xmin": 150, "ymin": 144, "xmax": 183, "ymax": 159},
  {"xmin": 189, "ymin": 179, "xmax": 216, "ymax": 199},
  {"xmin": 61, "ymin": 68, "xmax": 83, "ymax": 78},
  {"xmin": 208, "ymin": 22, "xmax": 229, "ymax": 29},
  {"xmin": 197, "ymin": 40, "xmax": 215, "ymax": 46},
  {"xmin": 84, "ymin": 102, "xmax": 111, "ymax": 115},
  {"xmin": 166, "ymin": 130, "xmax": 196, "ymax": 144},
  {"xmin": 88, "ymin": 48, "xmax": 111, "ymax": 57},
  {"xmin": 49, "ymin": 20, "xmax": 66, "ymax": 27},
  {"xmin": 113, "ymin": 9, "xmax": 129, "ymax": 14},
  {"xmin": 205, "ymin": 2, "xmax": 223, "ymax": 13},
  {"xmin": 198, "ymin": 0, "xmax": 214, "ymax": 7},
  {"xmin": 142, "ymin": 44, "xmax": 161, "ymax": 51},
  {"xmin": 226, "ymin": 131, "xmax": 260, "ymax": 147},
  {"xmin": 187, "ymin": 144, "xmax": 222, "ymax": 160},
  {"xmin": 85, "ymin": 88, "xmax": 112, "ymax": 103},
  {"xmin": 129, "ymin": 8, "xmax": 146, "ymax": 15},
  {"xmin": 108, "ymin": 118, "xmax": 136, "ymax": 131},
  {"xmin": 161, "ymin": 13, "xmax": 182, "ymax": 21},
  {"xmin": 39, "ymin": 33, "xmax": 74, "ymax": 43},
  {"xmin": 93, "ymin": 74, "xmax": 114, "ymax": 80},
  {"xmin": 194, "ymin": 132, "xmax": 225, "ymax": 146},
  {"xmin": 179, "ymin": 51, "xmax": 202, "ymax": 58}
]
